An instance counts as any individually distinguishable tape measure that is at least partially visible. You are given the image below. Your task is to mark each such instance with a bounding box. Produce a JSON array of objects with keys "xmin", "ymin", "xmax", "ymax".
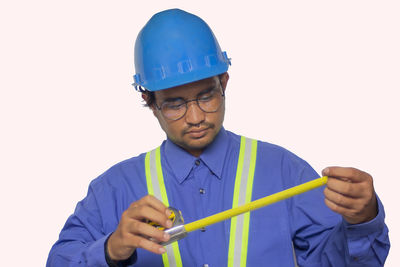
[
  {"xmin": 148, "ymin": 207, "xmax": 183, "ymax": 230},
  {"xmin": 148, "ymin": 207, "xmax": 187, "ymax": 245},
  {"xmin": 148, "ymin": 176, "xmax": 328, "ymax": 246}
]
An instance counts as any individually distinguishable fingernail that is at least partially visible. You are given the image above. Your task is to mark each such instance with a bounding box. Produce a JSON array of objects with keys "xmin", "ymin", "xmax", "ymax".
[
  {"xmin": 164, "ymin": 233, "xmax": 170, "ymax": 240},
  {"xmin": 165, "ymin": 209, "xmax": 172, "ymax": 217},
  {"xmin": 166, "ymin": 220, "xmax": 173, "ymax": 228},
  {"xmin": 159, "ymin": 247, "xmax": 166, "ymax": 254},
  {"xmin": 322, "ymin": 167, "xmax": 329, "ymax": 175}
]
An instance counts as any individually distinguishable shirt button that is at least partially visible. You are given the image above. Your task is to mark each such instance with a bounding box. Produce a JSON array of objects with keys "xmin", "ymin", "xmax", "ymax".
[
  {"xmin": 200, "ymin": 227, "xmax": 206, "ymax": 232},
  {"xmin": 195, "ymin": 159, "xmax": 201, "ymax": 166},
  {"xmin": 199, "ymin": 188, "xmax": 205, "ymax": 194},
  {"xmin": 203, "ymin": 264, "xmax": 209, "ymax": 267}
]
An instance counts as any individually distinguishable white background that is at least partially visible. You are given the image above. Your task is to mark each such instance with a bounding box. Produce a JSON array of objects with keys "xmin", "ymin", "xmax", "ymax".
[{"xmin": 1, "ymin": 1, "xmax": 399, "ymax": 266}]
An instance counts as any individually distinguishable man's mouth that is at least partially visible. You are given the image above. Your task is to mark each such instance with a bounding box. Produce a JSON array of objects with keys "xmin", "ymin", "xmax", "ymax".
[{"xmin": 185, "ymin": 127, "xmax": 209, "ymax": 138}]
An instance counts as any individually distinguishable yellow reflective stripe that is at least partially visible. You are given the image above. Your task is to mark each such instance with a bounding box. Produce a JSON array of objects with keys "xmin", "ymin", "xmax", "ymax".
[
  {"xmin": 146, "ymin": 150, "xmax": 170, "ymax": 267},
  {"xmin": 240, "ymin": 214, "xmax": 250, "ymax": 267},
  {"xmin": 155, "ymin": 147, "xmax": 183, "ymax": 267},
  {"xmin": 227, "ymin": 217, "xmax": 237, "ymax": 267},
  {"xmin": 145, "ymin": 147, "xmax": 183, "ymax": 267},
  {"xmin": 228, "ymin": 136, "xmax": 258, "ymax": 267},
  {"xmin": 228, "ymin": 136, "xmax": 246, "ymax": 267},
  {"xmin": 240, "ymin": 139, "xmax": 257, "ymax": 267},
  {"xmin": 162, "ymin": 253, "xmax": 170, "ymax": 267},
  {"xmin": 145, "ymin": 152, "xmax": 154, "ymax": 196},
  {"xmin": 172, "ymin": 242, "xmax": 183, "ymax": 267},
  {"xmin": 155, "ymin": 147, "xmax": 170, "ymax": 206}
]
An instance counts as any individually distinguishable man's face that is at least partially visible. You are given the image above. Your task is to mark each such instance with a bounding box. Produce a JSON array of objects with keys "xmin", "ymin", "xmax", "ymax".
[{"xmin": 146, "ymin": 73, "xmax": 229, "ymax": 157}]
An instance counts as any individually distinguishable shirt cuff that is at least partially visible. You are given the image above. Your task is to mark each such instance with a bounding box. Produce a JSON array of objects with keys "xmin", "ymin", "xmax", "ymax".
[
  {"xmin": 82, "ymin": 234, "xmax": 111, "ymax": 267},
  {"xmin": 343, "ymin": 195, "xmax": 385, "ymax": 238},
  {"xmin": 104, "ymin": 233, "xmax": 138, "ymax": 267},
  {"xmin": 341, "ymin": 195, "xmax": 386, "ymax": 262}
]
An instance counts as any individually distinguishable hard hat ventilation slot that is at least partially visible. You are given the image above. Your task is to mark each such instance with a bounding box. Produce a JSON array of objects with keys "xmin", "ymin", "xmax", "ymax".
[
  {"xmin": 205, "ymin": 55, "xmax": 218, "ymax": 67},
  {"xmin": 153, "ymin": 67, "xmax": 166, "ymax": 80},
  {"xmin": 177, "ymin": 60, "xmax": 193, "ymax": 74}
]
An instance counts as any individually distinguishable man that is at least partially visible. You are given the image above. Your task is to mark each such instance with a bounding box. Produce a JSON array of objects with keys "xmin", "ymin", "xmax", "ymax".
[{"xmin": 47, "ymin": 9, "xmax": 390, "ymax": 266}]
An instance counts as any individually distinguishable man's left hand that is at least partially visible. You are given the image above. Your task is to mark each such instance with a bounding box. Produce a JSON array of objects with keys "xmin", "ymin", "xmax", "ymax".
[{"xmin": 322, "ymin": 166, "xmax": 378, "ymax": 224}]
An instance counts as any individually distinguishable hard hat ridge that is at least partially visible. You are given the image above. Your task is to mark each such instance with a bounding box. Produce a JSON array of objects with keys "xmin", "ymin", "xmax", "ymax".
[{"xmin": 133, "ymin": 8, "xmax": 231, "ymax": 92}]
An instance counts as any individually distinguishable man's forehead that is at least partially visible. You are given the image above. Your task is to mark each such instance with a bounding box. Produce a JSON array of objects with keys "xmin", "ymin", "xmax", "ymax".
[{"xmin": 155, "ymin": 76, "xmax": 218, "ymax": 98}]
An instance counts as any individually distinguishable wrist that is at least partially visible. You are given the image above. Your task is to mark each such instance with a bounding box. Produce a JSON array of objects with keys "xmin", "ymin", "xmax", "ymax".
[
  {"xmin": 344, "ymin": 194, "xmax": 378, "ymax": 225},
  {"xmin": 106, "ymin": 232, "xmax": 136, "ymax": 262},
  {"xmin": 105, "ymin": 233, "xmax": 138, "ymax": 267},
  {"xmin": 105, "ymin": 233, "xmax": 121, "ymax": 267}
]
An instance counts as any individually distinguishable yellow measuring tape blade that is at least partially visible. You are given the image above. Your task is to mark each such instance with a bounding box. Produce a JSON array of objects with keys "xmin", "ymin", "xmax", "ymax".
[{"xmin": 184, "ymin": 176, "xmax": 328, "ymax": 233}]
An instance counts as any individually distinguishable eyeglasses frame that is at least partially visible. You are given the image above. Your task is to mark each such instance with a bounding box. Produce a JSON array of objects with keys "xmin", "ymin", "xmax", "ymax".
[{"xmin": 153, "ymin": 83, "xmax": 225, "ymax": 121}]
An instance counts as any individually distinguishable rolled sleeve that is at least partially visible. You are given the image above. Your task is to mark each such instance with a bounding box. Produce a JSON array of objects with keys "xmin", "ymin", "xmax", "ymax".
[
  {"xmin": 83, "ymin": 234, "xmax": 111, "ymax": 267},
  {"xmin": 343, "ymin": 196, "xmax": 390, "ymax": 266}
]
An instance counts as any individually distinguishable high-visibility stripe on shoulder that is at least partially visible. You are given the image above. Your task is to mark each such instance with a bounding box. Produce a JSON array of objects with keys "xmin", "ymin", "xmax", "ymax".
[
  {"xmin": 145, "ymin": 151, "xmax": 154, "ymax": 196},
  {"xmin": 155, "ymin": 147, "xmax": 169, "ymax": 206},
  {"xmin": 228, "ymin": 136, "xmax": 258, "ymax": 267},
  {"xmin": 240, "ymin": 138, "xmax": 257, "ymax": 266},
  {"xmin": 145, "ymin": 147, "xmax": 183, "ymax": 267},
  {"xmin": 228, "ymin": 136, "xmax": 246, "ymax": 267}
]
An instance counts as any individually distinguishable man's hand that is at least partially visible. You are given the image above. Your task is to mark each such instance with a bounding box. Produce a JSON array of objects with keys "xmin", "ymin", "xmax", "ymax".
[
  {"xmin": 322, "ymin": 166, "xmax": 378, "ymax": 224},
  {"xmin": 107, "ymin": 195, "xmax": 172, "ymax": 261}
]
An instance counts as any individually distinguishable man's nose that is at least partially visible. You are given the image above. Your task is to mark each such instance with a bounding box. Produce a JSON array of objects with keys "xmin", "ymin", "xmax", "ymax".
[{"xmin": 185, "ymin": 101, "xmax": 205, "ymax": 125}]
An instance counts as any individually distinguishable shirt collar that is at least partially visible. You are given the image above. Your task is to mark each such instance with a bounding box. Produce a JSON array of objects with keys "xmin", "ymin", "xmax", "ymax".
[{"xmin": 164, "ymin": 127, "xmax": 230, "ymax": 184}]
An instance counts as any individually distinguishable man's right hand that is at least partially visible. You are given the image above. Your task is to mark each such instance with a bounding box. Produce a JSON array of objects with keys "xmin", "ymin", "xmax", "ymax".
[{"xmin": 107, "ymin": 195, "xmax": 172, "ymax": 261}]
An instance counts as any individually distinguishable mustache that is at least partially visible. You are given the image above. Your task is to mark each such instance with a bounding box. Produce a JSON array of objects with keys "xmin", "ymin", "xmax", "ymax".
[{"xmin": 182, "ymin": 122, "xmax": 214, "ymax": 134}]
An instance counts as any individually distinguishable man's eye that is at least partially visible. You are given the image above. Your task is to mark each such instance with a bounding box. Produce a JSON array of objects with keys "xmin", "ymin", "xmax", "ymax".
[
  {"xmin": 198, "ymin": 91, "xmax": 216, "ymax": 102},
  {"xmin": 164, "ymin": 102, "xmax": 185, "ymax": 110}
]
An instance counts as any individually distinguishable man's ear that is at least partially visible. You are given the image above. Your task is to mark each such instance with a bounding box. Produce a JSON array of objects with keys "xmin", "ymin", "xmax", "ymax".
[
  {"xmin": 141, "ymin": 93, "xmax": 156, "ymax": 114},
  {"xmin": 141, "ymin": 93, "xmax": 149, "ymax": 104},
  {"xmin": 220, "ymin": 72, "xmax": 229, "ymax": 92}
]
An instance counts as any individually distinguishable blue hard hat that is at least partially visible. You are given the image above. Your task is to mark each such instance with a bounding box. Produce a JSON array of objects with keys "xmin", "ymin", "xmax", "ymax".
[{"xmin": 133, "ymin": 9, "xmax": 231, "ymax": 92}]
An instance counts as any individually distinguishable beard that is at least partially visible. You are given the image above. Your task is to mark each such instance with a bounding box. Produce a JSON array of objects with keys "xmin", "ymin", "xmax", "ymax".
[{"xmin": 167, "ymin": 122, "xmax": 221, "ymax": 156}]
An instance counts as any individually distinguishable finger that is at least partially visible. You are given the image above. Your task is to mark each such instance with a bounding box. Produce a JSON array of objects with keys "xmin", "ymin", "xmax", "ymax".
[
  {"xmin": 127, "ymin": 205, "xmax": 173, "ymax": 229},
  {"xmin": 129, "ymin": 234, "xmax": 167, "ymax": 255},
  {"xmin": 137, "ymin": 195, "xmax": 171, "ymax": 216},
  {"xmin": 129, "ymin": 220, "xmax": 170, "ymax": 243},
  {"xmin": 324, "ymin": 197, "xmax": 359, "ymax": 219},
  {"xmin": 326, "ymin": 177, "xmax": 365, "ymax": 198},
  {"xmin": 322, "ymin": 166, "xmax": 371, "ymax": 183},
  {"xmin": 324, "ymin": 187, "xmax": 360, "ymax": 209}
]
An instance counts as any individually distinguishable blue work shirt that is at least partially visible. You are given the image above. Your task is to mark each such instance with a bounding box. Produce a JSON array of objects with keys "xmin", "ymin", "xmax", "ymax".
[{"xmin": 47, "ymin": 128, "xmax": 390, "ymax": 266}]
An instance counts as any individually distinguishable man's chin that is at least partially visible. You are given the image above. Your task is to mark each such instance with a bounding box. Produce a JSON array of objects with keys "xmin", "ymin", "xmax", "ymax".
[
  {"xmin": 184, "ymin": 139, "xmax": 211, "ymax": 150},
  {"xmin": 180, "ymin": 136, "xmax": 214, "ymax": 155}
]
